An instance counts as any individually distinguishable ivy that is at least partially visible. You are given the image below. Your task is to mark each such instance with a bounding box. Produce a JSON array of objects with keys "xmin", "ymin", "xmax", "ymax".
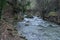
[{"xmin": 0, "ymin": 0, "xmax": 7, "ymax": 20}]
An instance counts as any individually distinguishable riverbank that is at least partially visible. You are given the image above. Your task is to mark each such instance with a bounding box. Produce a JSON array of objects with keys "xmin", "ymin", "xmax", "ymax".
[
  {"xmin": 43, "ymin": 17, "xmax": 60, "ymax": 25},
  {"xmin": 0, "ymin": 20, "xmax": 26, "ymax": 40}
]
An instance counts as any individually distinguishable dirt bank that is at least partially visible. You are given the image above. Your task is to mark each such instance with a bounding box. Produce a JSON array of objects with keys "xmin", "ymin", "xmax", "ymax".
[{"xmin": 0, "ymin": 20, "xmax": 26, "ymax": 40}]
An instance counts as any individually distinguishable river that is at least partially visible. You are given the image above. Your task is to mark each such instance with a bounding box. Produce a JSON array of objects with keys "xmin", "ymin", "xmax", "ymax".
[{"xmin": 17, "ymin": 16, "xmax": 60, "ymax": 40}]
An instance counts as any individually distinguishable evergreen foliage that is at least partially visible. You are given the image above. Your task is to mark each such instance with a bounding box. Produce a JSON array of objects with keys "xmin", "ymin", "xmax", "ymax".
[{"xmin": 0, "ymin": 0, "xmax": 7, "ymax": 19}]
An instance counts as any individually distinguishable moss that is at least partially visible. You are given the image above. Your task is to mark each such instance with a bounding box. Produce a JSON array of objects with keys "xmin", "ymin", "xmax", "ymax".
[
  {"xmin": 48, "ymin": 12, "xmax": 57, "ymax": 16},
  {"xmin": 25, "ymin": 23, "xmax": 29, "ymax": 26},
  {"xmin": 25, "ymin": 15, "xmax": 33, "ymax": 18}
]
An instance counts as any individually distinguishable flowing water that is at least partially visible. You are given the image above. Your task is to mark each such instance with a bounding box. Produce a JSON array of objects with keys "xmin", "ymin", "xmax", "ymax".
[{"xmin": 17, "ymin": 16, "xmax": 60, "ymax": 40}]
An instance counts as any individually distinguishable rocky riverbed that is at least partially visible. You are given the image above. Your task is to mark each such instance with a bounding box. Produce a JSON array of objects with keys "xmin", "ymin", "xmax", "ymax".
[{"xmin": 17, "ymin": 16, "xmax": 60, "ymax": 40}]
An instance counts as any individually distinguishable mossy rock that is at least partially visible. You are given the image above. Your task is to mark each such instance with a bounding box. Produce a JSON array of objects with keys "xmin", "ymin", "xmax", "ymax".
[
  {"xmin": 25, "ymin": 23, "xmax": 29, "ymax": 26},
  {"xmin": 25, "ymin": 15, "xmax": 33, "ymax": 18},
  {"xmin": 19, "ymin": 16, "xmax": 24, "ymax": 21},
  {"xmin": 48, "ymin": 12, "xmax": 57, "ymax": 16}
]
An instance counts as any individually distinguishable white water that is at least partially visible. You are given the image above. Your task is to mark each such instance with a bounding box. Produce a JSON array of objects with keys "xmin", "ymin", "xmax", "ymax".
[{"xmin": 17, "ymin": 16, "xmax": 60, "ymax": 40}]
